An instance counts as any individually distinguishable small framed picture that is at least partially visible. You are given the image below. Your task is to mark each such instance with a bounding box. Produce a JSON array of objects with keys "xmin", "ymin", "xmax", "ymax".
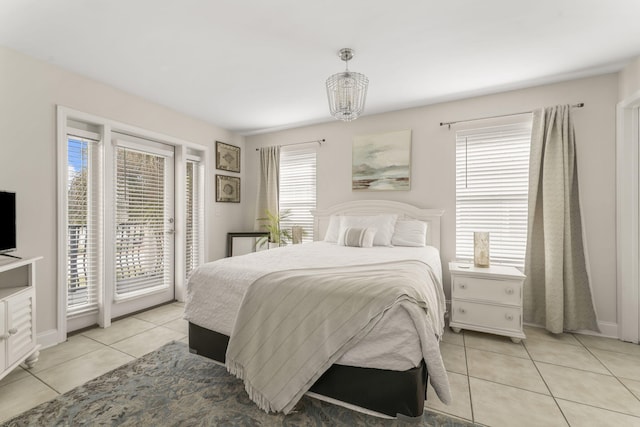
[
  {"xmin": 216, "ymin": 174, "xmax": 240, "ymax": 203},
  {"xmin": 216, "ymin": 141, "xmax": 240, "ymax": 173}
]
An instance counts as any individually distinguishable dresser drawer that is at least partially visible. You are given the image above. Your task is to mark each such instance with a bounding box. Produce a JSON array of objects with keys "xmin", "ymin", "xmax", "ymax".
[
  {"xmin": 451, "ymin": 300, "xmax": 521, "ymax": 332},
  {"xmin": 452, "ymin": 276, "xmax": 521, "ymax": 305}
]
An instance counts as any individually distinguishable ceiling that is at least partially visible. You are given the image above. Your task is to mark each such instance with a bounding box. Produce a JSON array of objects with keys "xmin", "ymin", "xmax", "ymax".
[{"xmin": 1, "ymin": 1, "xmax": 640, "ymax": 135}]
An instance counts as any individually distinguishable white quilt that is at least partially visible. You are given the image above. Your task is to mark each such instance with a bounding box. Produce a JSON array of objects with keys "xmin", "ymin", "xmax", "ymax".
[{"xmin": 185, "ymin": 241, "xmax": 444, "ymax": 370}]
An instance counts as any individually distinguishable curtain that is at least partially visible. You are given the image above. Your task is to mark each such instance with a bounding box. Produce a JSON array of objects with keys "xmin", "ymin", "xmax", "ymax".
[
  {"xmin": 254, "ymin": 146, "xmax": 280, "ymax": 230},
  {"xmin": 523, "ymin": 105, "xmax": 599, "ymax": 333}
]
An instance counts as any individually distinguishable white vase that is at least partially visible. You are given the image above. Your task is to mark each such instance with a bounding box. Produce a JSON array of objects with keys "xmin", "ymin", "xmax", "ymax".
[
  {"xmin": 268, "ymin": 242, "xmax": 280, "ymax": 249},
  {"xmin": 474, "ymin": 231, "xmax": 490, "ymax": 267}
]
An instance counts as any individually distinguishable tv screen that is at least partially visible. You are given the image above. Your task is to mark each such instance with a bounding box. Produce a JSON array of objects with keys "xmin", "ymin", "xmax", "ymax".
[{"xmin": 0, "ymin": 191, "xmax": 17, "ymax": 253}]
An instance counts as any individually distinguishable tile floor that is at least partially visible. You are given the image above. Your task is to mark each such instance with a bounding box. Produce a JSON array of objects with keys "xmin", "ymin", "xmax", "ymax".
[
  {"xmin": 1, "ymin": 304, "xmax": 639, "ymax": 426},
  {"xmin": 426, "ymin": 326, "xmax": 640, "ymax": 426}
]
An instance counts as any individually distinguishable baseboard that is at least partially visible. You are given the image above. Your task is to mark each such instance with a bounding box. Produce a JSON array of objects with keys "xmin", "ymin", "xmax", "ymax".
[
  {"xmin": 576, "ymin": 321, "xmax": 619, "ymax": 339},
  {"xmin": 524, "ymin": 320, "xmax": 619, "ymax": 339},
  {"xmin": 37, "ymin": 329, "xmax": 62, "ymax": 350}
]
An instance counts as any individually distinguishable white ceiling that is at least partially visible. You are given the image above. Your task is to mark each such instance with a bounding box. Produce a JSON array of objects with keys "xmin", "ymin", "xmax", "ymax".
[{"xmin": 1, "ymin": 1, "xmax": 640, "ymax": 135}]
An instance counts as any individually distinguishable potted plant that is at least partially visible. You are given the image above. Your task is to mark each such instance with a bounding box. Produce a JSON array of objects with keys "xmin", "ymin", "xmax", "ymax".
[{"xmin": 256, "ymin": 209, "xmax": 293, "ymax": 249}]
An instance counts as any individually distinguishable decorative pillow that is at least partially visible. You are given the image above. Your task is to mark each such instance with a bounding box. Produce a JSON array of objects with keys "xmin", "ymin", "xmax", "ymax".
[
  {"xmin": 338, "ymin": 227, "xmax": 377, "ymax": 248},
  {"xmin": 391, "ymin": 220, "xmax": 428, "ymax": 247},
  {"xmin": 323, "ymin": 215, "xmax": 342, "ymax": 243},
  {"xmin": 339, "ymin": 214, "xmax": 398, "ymax": 246}
]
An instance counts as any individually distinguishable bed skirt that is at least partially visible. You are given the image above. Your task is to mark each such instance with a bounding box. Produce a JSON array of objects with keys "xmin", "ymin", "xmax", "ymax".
[{"xmin": 188, "ymin": 322, "xmax": 428, "ymax": 418}]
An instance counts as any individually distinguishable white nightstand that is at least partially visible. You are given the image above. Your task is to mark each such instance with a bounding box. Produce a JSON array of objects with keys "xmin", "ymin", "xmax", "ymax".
[{"xmin": 449, "ymin": 262, "xmax": 526, "ymax": 343}]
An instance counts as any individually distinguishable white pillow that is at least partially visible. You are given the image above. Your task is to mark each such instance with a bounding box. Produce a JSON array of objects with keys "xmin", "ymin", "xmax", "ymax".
[
  {"xmin": 339, "ymin": 214, "xmax": 398, "ymax": 246},
  {"xmin": 323, "ymin": 215, "xmax": 341, "ymax": 243},
  {"xmin": 338, "ymin": 227, "xmax": 377, "ymax": 248},
  {"xmin": 391, "ymin": 220, "xmax": 428, "ymax": 247}
]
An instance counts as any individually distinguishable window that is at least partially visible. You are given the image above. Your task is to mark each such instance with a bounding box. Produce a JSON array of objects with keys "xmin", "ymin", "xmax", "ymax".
[
  {"xmin": 66, "ymin": 129, "xmax": 101, "ymax": 316},
  {"xmin": 185, "ymin": 157, "xmax": 203, "ymax": 278},
  {"xmin": 455, "ymin": 119, "xmax": 532, "ymax": 267},
  {"xmin": 279, "ymin": 147, "xmax": 317, "ymax": 243}
]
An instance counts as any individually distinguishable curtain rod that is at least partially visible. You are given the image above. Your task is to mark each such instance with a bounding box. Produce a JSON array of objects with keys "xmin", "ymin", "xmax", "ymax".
[
  {"xmin": 439, "ymin": 103, "xmax": 584, "ymax": 130},
  {"xmin": 255, "ymin": 139, "xmax": 325, "ymax": 151}
]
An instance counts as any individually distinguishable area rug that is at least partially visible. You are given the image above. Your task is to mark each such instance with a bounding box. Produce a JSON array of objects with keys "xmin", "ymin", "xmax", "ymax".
[{"xmin": 3, "ymin": 341, "xmax": 472, "ymax": 427}]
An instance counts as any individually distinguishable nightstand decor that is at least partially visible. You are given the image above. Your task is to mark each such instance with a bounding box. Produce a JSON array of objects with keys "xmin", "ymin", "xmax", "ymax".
[
  {"xmin": 449, "ymin": 261, "xmax": 526, "ymax": 343},
  {"xmin": 473, "ymin": 231, "xmax": 490, "ymax": 267}
]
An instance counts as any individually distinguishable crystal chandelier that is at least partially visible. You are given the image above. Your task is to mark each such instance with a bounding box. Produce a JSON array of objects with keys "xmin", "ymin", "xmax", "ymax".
[{"xmin": 326, "ymin": 48, "xmax": 369, "ymax": 122}]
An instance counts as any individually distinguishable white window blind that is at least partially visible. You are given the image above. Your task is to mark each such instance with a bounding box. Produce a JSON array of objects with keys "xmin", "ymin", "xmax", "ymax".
[
  {"xmin": 115, "ymin": 146, "xmax": 172, "ymax": 296},
  {"xmin": 185, "ymin": 158, "xmax": 203, "ymax": 279},
  {"xmin": 279, "ymin": 147, "xmax": 317, "ymax": 243},
  {"xmin": 66, "ymin": 133, "xmax": 101, "ymax": 316},
  {"xmin": 455, "ymin": 120, "xmax": 532, "ymax": 267}
]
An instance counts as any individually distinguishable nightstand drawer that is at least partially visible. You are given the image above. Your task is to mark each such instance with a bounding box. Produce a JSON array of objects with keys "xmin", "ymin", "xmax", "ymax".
[
  {"xmin": 452, "ymin": 276, "xmax": 521, "ymax": 305},
  {"xmin": 451, "ymin": 301, "xmax": 521, "ymax": 332}
]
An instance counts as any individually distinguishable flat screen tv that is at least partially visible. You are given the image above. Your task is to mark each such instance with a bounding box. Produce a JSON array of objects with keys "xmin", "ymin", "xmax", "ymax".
[{"xmin": 0, "ymin": 191, "xmax": 17, "ymax": 254}]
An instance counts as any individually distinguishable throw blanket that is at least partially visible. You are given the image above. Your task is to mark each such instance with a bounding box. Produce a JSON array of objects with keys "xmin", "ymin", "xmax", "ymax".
[{"xmin": 225, "ymin": 260, "xmax": 452, "ymax": 414}]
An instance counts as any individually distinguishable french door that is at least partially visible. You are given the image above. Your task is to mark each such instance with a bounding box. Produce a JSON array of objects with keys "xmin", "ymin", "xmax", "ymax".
[{"xmin": 110, "ymin": 135, "xmax": 175, "ymax": 319}]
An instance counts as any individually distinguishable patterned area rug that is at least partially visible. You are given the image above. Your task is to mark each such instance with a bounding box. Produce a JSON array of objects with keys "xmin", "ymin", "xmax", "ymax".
[{"xmin": 3, "ymin": 341, "xmax": 471, "ymax": 427}]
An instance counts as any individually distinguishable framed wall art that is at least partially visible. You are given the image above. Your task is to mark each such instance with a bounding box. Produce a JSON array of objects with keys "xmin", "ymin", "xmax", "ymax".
[
  {"xmin": 216, "ymin": 141, "xmax": 240, "ymax": 173},
  {"xmin": 216, "ymin": 174, "xmax": 240, "ymax": 203},
  {"xmin": 352, "ymin": 129, "xmax": 411, "ymax": 191}
]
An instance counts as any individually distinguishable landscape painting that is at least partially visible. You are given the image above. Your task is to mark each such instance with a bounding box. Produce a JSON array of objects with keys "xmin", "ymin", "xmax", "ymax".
[{"xmin": 352, "ymin": 129, "xmax": 411, "ymax": 191}]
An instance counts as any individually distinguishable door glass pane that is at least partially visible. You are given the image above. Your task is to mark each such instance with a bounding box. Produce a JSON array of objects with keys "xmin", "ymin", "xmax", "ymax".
[
  {"xmin": 115, "ymin": 147, "xmax": 172, "ymax": 297},
  {"xmin": 67, "ymin": 136, "xmax": 100, "ymax": 315},
  {"xmin": 185, "ymin": 160, "xmax": 201, "ymax": 278}
]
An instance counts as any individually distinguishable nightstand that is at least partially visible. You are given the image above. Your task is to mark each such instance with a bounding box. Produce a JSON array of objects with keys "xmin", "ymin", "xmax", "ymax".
[{"xmin": 449, "ymin": 262, "xmax": 526, "ymax": 343}]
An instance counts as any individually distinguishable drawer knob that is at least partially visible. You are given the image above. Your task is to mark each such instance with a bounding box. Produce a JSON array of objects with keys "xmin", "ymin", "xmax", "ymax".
[
  {"xmin": 505, "ymin": 314, "xmax": 514, "ymax": 321},
  {"xmin": 0, "ymin": 333, "xmax": 9, "ymax": 341},
  {"xmin": 505, "ymin": 288, "xmax": 514, "ymax": 295},
  {"xmin": 8, "ymin": 328, "xmax": 18, "ymax": 335},
  {"xmin": 458, "ymin": 308, "xmax": 466, "ymax": 314},
  {"xmin": 459, "ymin": 283, "xmax": 467, "ymax": 290}
]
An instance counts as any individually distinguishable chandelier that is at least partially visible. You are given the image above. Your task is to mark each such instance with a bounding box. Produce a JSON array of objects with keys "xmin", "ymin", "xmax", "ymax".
[{"xmin": 326, "ymin": 48, "xmax": 369, "ymax": 122}]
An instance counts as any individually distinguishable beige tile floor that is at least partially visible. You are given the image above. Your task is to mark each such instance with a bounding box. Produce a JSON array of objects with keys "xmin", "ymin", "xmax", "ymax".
[
  {"xmin": 427, "ymin": 326, "xmax": 640, "ymax": 426},
  {"xmin": 1, "ymin": 306, "xmax": 639, "ymax": 426}
]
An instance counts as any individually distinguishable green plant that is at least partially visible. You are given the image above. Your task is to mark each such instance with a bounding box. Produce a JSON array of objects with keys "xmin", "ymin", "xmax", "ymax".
[{"xmin": 256, "ymin": 209, "xmax": 293, "ymax": 247}]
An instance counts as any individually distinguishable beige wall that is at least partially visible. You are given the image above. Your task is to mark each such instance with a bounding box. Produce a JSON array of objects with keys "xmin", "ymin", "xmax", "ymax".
[
  {"xmin": 245, "ymin": 73, "xmax": 619, "ymax": 330},
  {"xmin": 0, "ymin": 46, "xmax": 246, "ymax": 340},
  {"xmin": 619, "ymin": 56, "xmax": 640, "ymax": 100}
]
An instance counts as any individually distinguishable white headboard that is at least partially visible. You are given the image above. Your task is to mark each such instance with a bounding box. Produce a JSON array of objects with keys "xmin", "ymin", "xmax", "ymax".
[{"xmin": 311, "ymin": 200, "xmax": 444, "ymax": 250}]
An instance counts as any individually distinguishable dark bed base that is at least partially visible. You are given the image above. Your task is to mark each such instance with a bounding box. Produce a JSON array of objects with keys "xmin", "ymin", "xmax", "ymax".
[{"xmin": 188, "ymin": 322, "xmax": 428, "ymax": 418}]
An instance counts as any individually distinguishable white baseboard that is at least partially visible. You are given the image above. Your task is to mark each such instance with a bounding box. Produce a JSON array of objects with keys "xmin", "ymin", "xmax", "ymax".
[
  {"xmin": 523, "ymin": 320, "xmax": 619, "ymax": 339},
  {"xmin": 37, "ymin": 329, "xmax": 62, "ymax": 350},
  {"xmin": 576, "ymin": 321, "xmax": 619, "ymax": 339}
]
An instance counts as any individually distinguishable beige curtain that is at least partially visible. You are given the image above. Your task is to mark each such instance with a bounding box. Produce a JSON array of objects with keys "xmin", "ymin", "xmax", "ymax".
[
  {"xmin": 254, "ymin": 146, "xmax": 280, "ymax": 230},
  {"xmin": 523, "ymin": 105, "xmax": 599, "ymax": 333}
]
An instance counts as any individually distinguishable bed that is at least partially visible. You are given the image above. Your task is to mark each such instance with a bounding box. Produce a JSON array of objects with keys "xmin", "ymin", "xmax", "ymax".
[{"xmin": 185, "ymin": 200, "xmax": 449, "ymax": 418}]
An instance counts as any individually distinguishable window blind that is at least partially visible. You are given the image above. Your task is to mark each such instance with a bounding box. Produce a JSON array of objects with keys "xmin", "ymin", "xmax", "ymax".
[
  {"xmin": 279, "ymin": 147, "xmax": 317, "ymax": 243},
  {"xmin": 455, "ymin": 120, "xmax": 532, "ymax": 267},
  {"xmin": 185, "ymin": 159, "xmax": 203, "ymax": 279},
  {"xmin": 67, "ymin": 134, "xmax": 101, "ymax": 315},
  {"xmin": 115, "ymin": 146, "xmax": 172, "ymax": 296}
]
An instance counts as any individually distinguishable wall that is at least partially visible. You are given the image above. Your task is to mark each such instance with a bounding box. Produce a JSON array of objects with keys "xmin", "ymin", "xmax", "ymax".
[
  {"xmin": 619, "ymin": 56, "xmax": 640, "ymax": 100},
  {"xmin": 0, "ymin": 46, "xmax": 246, "ymax": 342},
  {"xmin": 245, "ymin": 73, "xmax": 619, "ymax": 333}
]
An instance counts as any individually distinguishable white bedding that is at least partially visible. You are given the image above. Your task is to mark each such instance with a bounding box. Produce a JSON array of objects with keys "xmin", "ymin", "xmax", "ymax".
[{"xmin": 185, "ymin": 241, "xmax": 444, "ymax": 371}]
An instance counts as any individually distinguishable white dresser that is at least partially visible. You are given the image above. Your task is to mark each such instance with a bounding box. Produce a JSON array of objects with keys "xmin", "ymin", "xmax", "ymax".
[
  {"xmin": 449, "ymin": 261, "xmax": 526, "ymax": 343},
  {"xmin": 0, "ymin": 256, "xmax": 41, "ymax": 381}
]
